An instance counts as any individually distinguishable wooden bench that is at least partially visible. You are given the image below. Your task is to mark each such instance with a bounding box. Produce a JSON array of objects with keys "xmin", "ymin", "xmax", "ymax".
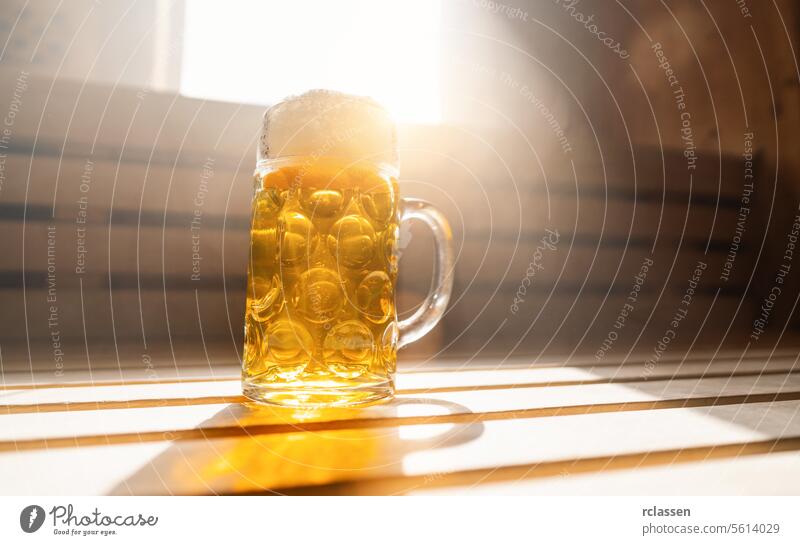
[
  {"xmin": 0, "ymin": 71, "xmax": 766, "ymax": 373},
  {"xmin": 2, "ymin": 349, "xmax": 799, "ymax": 495}
]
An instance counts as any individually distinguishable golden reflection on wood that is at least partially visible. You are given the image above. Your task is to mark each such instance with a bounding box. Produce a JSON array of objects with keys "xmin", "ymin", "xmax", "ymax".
[{"xmin": 112, "ymin": 401, "xmax": 484, "ymax": 494}]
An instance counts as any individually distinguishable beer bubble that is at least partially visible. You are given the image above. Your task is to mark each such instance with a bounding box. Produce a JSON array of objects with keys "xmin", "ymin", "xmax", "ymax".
[
  {"xmin": 279, "ymin": 211, "xmax": 318, "ymax": 265},
  {"xmin": 381, "ymin": 322, "xmax": 399, "ymax": 373},
  {"xmin": 323, "ymin": 321, "xmax": 374, "ymax": 378},
  {"xmin": 247, "ymin": 273, "xmax": 284, "ymax": 322},
  {"xmin": 381, "ymin": 225, "xmax": 399, "ymax": 274},
  {"xmin": 300, "ymin": 188, "xmax": 345, "ymax": 218},
  {"xmin": 294, "ymin": 267, "xmax": 344, "ymax": 323},
  {"xmin": 328, "ymin": 214, "xmax": 376, "ymax": 268},
  {"xmin": 250, "ymin": 227, "xmax": 278, "ymax": 264},
  {"xmin": 356, "ymin": 271, "xmax": 394, "ymax": 323},
  {"xmin": 266, "ymin": 319, "xmax": 312, "ymax": 369},
  {"xmin": 360, "ymin": 181, "xmax": 395, "ymax": 228},
  {"xmin": 243, "ymin": 315, "xmax": 266, "ymax": 375}
]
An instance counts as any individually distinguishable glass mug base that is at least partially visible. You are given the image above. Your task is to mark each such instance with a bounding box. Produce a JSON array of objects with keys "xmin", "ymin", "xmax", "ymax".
[{"xmin": 242, "ymin": 375, "xmax": 394, "ymax": 408}]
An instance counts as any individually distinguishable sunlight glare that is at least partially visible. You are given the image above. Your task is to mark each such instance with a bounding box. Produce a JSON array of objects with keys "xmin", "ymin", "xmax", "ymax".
[{"xmin": 180, "ymin": 0, "xmax": 442, "ymax": 123}]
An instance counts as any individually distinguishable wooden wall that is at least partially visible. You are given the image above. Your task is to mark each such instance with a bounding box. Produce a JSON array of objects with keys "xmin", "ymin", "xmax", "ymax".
[{"xmin": 3, "ymin": 1, "xmax": 800, "ymax": 373}]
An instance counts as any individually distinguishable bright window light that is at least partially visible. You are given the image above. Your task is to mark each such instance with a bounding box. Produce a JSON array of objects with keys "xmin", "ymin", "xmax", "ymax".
[{"xmin": 180, "ymin": 0, "xmax": 442, "ymax": 123}]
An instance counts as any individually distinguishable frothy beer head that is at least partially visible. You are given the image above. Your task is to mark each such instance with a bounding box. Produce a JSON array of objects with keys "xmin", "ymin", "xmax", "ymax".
[{"xmin": 259, "ymin": 90, "xmax": 398, "ymax": 168}]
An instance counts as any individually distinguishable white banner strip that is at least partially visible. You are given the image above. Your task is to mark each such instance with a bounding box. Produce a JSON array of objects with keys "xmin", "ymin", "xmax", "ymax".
[{"xmin": 1, "ymin": 496, "xmax": 798, "ymax": 544}]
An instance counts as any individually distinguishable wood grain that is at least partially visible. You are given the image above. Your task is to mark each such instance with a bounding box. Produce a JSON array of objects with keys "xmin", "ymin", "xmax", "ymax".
[
  {"xmin": 1, "ymin": 372, "xmax": 798, "ymax": 447},
  {"xmin": 1, "ymin": 399, "xmax": 797, "ymax": 495},
  {"xmin": 0, "ymin": 357, "xmax": 796, "ymax": 408}
]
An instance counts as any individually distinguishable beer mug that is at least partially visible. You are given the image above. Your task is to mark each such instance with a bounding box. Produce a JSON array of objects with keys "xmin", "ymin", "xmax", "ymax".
[{"xmin": 242, "ymin": 90, "xmax": 454, "ymax": 407}]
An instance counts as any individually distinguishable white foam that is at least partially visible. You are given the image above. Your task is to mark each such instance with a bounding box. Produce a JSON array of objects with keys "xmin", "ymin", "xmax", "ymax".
[{"xmin": 259, "ymin": 90, "xmax": 397, "ymax": 166}]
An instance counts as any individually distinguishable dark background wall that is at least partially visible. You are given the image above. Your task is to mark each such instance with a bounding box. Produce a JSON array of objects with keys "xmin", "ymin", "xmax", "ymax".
[{"xmin": 2, "ymin": 0, "xmax": 800, "ymax": 375}]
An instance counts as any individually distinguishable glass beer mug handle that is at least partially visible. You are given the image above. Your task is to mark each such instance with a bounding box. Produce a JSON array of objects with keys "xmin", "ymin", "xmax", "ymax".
[{"xmin": 397, "ymin": 198, "xmax": 454, "ymax": 348}]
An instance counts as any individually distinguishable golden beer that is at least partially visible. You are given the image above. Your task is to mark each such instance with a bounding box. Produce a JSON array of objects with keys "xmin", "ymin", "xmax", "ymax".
[
  {"xmin": 243, "ymin": 158, "xmax": 400, "ymax": 406},
  {"xmin": 242, "ymin": 90, "xmax": 452, "ymax": 408}
]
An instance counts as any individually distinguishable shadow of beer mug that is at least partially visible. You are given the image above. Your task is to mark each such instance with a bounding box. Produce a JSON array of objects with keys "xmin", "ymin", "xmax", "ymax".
[{"xmin": 109, "ymin": 397, "xmax": 483, "ymax": 494}]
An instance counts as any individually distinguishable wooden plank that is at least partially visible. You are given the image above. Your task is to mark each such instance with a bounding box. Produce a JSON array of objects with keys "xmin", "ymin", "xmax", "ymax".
[
  {"xmin": 399, "ymin": 358, "xmax": 799, "ymax": 392},
  {"xmin": 0, "ymin": 380, "xmax": 239, "ymax": 409},
  {"xmin": 1, "ymin": 357, "xmax": 797, "ymax": 409},
  {"xmin": 3, "ymin": 347, "xmax": 797, "ymax": 387},
  {"xmin": 0, "ymin": 373, "xmax": 798, "ymax": 446},
  {"xmin": 399, "ymin": 126, "xmax": 747, "ymax": 199},
  {"xmin": 454, "ymin": 239, "xmax": 742, "ymax": 291},
  {"xmin": 0, "ymin": 365, "xmax": 241, "ymax": 389},
  {"xmin": 0, "ymin": 400, "xmax": 796, "ymax": 495},
  {"xmin": 2, "ymin": 220, "xmax": 249, "ymax": 281},
  {"xmin": 412, "ymin": 348, "xmax": 800, "ymax": 370},
  {"xmin": 0, "ymin": 153, "xmax": 253, "ymax": 218},
  {"xmin": 412, "ymin": 451, "xmax": 800, "ymax": 495},
  {"xmin": 0, "ymin": 69, "xmax": 745, "ymax": 200},
  {"xmin": 0, "ymin": 68, "xmax": 261, "ymax": 163},
  {"xmin": 0, "ymin": 442, "xmax": 173, "ymax": 495},
  {"xmin": 442, "ymin": 292, "xmax": 750, "ymax": 356},
  {"xmin": 0, "ymin": 286, "xmax": 245, "ymax": 342},
  {"xmin": 332, "ymin": 401, "xmax": 800, "ymax": 496},
  {"xmin": 0, "ymin": 336, "xmax": 243, "ymax": 376},
  {"xmin": 397, "ymin": 190, "xmax": 741, "ymax": 240}
]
